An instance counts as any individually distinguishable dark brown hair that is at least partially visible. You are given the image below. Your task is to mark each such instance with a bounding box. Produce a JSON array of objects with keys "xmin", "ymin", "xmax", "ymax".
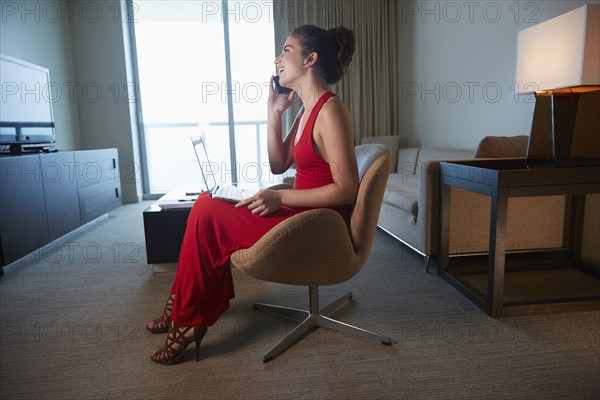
[{"xmin": 291, "ymin": 25, "xmax": 356, "ymax": 85}]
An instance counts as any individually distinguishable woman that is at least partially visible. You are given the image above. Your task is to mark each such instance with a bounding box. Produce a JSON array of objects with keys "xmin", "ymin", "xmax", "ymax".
[{"xmin": 148, "ymin": 25, "xmax": 357, "ymax": 365}]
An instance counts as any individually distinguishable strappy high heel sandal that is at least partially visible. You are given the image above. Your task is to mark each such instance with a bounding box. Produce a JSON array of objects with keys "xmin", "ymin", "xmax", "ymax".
[
  {"xmin": 146, "ymin": 294, "xmax": 174, "ymax": 334},
  {"xmin": 150, "ymin": 323, "xmax": 208, "ymax": 365}
]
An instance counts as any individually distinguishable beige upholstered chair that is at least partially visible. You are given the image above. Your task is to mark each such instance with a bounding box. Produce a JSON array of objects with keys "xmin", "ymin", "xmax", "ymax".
[{"xmin": 231, "ymin": 144, "xmax": 393, "ymax": 362}]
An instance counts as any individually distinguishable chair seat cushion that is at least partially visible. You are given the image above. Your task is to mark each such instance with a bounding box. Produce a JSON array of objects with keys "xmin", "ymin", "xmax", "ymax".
[{"xmin": 382, "ymin": 174, "xmax": 418, "ymax": 217}]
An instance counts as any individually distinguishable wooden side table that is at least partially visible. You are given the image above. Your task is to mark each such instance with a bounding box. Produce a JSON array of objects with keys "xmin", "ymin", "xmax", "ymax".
[{"xmin": 438, "ymin": 158, "xmax": 600, "ymax": 316}]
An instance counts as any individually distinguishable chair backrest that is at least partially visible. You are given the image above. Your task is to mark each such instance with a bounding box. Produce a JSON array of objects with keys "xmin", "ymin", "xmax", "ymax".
[
  {"xmin": 350, "ymin": 144, "xmax": 391, "ymax": 263},
  {"xmin": 230, "ymin": 143, "xmax": 391, "ymax": 287}
]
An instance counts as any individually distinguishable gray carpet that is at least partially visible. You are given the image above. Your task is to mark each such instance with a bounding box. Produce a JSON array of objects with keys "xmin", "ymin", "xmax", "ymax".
[{"xmin": 1, "ymin": 201, "xmax": 599, "ymax": 400}]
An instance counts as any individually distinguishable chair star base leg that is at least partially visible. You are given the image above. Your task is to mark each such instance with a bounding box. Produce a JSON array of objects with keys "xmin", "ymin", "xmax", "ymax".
[{"xmin": 256, "ymin": 286, "xmax": 392, "ymax": 362}]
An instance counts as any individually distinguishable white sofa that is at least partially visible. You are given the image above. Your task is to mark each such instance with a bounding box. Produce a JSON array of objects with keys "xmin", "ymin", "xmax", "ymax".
[{"xmin": 361, "ymin": 135, "xmax": 566, "ymax": 266}]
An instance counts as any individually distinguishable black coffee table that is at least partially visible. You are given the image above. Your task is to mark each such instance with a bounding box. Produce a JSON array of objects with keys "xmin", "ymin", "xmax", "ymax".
[{"xmin": 143, "ymin": 187, "xmax": 200, "ymax": 267}]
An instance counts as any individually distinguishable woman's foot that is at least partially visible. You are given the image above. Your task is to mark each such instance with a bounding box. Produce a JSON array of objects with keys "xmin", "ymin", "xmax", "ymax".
[
  {"xmin": 150, "ymin": 322, "xmax": 208, "ymax": 365},
  {"xmin": 146, "ymin": 294, "xmax": 174, "ymax": 334}
]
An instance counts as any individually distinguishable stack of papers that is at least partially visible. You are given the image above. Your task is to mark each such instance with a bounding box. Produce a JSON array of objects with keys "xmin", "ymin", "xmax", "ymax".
[{"xmin": 156, "ymin": 186, "xmax": 203, "ymax": 210}]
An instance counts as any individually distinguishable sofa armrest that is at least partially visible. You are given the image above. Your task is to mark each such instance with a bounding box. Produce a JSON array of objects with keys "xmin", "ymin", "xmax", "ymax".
[{"xmin": 360, "ymin": 135, "xmax": 408, "ymax": 173}]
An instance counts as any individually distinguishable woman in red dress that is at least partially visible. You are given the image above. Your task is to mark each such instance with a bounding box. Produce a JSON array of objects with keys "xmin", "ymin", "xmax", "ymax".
[{"xmin": 148, "ymin": 25, "xmax": 358, "ymax": 365}]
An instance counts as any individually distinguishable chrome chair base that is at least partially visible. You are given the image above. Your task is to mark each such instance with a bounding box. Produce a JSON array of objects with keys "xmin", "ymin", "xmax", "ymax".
[{"xmin": 253, "ymin": 285, "xmax": 392, "ymax": 362}]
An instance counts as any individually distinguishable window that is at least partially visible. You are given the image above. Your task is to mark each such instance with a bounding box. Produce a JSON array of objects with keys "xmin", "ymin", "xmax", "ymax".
[{"xmin": 130, "ymin": 0, "xmax": 278, "ymax": 195}]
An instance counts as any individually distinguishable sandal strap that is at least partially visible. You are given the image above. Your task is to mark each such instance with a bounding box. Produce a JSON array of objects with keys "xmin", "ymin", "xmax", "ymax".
[
  {"xmin": 150, "ymin": 324, "xmax": 208, "ymax": 364},
  {"xmin": 165, "ymin": 324, "xmax": 193, "ymax": 356},
  {"xmin": 160, "ymin": 294, "xmax": 174, "ymax": 321},
  {"xmin": 147, "ymin": 294, "xmax": 175, "ymax": 334}
]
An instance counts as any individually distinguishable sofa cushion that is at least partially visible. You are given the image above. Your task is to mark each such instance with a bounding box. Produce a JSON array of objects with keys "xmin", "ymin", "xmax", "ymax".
[
  {"xmin": 361, "ymin": 135, "xmax": 407, "ymax": 173},
  {"xmin": 417, "ymin": 148, "xmax": 475, "ymax": 170},
  {"xmin": 474, "ymin": 135, "xmax": 528, "ymax": 158},
  {"xmin": 383, "ymin": 174, "xmax": 419, "ymax": 217}
]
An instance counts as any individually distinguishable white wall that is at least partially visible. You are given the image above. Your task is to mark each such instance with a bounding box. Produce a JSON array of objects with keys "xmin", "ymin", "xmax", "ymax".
[
  {"xmin": 69, "ymin": 0, "xmax": 142, "ymax": 203},
  {"xmin": 0, "ymin": 0, "xmax": 81, "ymax": 151},
  {"xmin": 0, "ymin": 0, "xmax": 141, "ymax": 202},
  {"xmin": 397, "ymin": 0, "xmax": 595, "ymax": 149}
]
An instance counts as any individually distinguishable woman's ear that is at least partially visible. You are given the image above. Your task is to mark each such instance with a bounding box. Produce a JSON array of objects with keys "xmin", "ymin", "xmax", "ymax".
[{"xmin": 304, "ymin": 51, "xmax": 318, "ymax": 68}]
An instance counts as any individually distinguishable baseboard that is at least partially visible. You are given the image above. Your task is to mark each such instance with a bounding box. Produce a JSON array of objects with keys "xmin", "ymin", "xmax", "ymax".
[{"xmin": 152, "ymin": 262, "xmax": 177, "ymax": 273}]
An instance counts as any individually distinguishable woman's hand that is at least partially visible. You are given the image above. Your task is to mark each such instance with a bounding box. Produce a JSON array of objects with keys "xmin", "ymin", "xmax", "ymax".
[
  {"xmin": 268, "ymin": 75, "xmax": 295, "ymax": 115},
  {"xmin": 235, "ymin": 189, "xmax": 283, "ymax": 216}
]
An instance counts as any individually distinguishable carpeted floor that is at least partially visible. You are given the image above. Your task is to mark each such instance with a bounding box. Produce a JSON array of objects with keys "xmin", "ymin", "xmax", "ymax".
[{"xmin": 1, "ymin": 201, "xmax": 599, "ymax": 399}]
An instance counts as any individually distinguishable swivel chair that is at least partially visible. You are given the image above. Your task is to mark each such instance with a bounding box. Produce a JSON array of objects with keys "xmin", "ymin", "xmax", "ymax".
[{"xmin": 231, "ymin": 144, "xmax": 393, "ymax": 362}]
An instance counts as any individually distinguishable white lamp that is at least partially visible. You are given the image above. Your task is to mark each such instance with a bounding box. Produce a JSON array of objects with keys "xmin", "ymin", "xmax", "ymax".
[{"xmin": 516, "ymin": 4, "xmax": 600, "ymax": 166}]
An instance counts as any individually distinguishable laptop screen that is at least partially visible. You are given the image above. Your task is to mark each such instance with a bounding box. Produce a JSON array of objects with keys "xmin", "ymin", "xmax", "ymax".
[{"xmin": 191, "ymin": 136, "xmax": 218, "ymax": 193}]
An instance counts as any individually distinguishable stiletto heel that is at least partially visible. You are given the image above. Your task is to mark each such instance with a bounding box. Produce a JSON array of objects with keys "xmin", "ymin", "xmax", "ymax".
[
  {"xmin": 195, "ymin": 339, "xmax": 201, "ymax": 362},
  {"xmin": 146, "ymin": 294, "xmax": 174, "ymax": 334},
  {"xmin": 150, "ymin": 323, "xmax": 208, "ymax": 365}
]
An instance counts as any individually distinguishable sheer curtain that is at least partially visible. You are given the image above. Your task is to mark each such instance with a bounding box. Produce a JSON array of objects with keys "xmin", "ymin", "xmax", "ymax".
[{"xmin": 273, "ymin": 0, "xmax": 402, "ymax": 142}]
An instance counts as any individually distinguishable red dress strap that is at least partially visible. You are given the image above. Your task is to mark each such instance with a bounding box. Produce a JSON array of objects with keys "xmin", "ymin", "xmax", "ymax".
[
  {"xmin": 292, "ymin": 91, "xmax": 337, "ymax": 190},
  {"xmin": 297, "ymin": 91, "xmax": 335, "ymax": 145},
  {"xmin": 292, "ymin": 92, "xmax": 336, "ymax": 147}
]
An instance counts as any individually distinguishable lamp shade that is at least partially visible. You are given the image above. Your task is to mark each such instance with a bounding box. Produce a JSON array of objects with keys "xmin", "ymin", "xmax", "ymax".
[{"xmin": 516, "ymin": 4, "xmax": 599, "ymax": 94}]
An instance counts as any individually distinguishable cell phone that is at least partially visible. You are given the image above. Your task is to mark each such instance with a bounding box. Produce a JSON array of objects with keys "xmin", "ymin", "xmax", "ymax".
[{"xmin": 273, "ymin": 75, "xmax": 292, "ymax": 94}]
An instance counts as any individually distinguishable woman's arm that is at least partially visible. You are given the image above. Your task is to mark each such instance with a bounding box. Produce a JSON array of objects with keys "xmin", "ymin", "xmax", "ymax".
[
  {"xmin": 237, "ymin": 98, "xmax": 358, "ymax": 216},
  {"xmin": 266, "ymin": 76, "xmax": 297, "ymax": 174}
]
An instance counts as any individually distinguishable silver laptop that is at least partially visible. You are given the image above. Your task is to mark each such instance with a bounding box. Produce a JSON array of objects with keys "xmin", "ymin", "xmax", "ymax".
[{"xmin": 191, "ymin": 136, "xmax": 256, "ymax": 202}]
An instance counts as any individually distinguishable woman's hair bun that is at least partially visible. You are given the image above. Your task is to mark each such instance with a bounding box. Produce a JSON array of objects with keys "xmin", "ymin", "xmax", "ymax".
[
  {"xmin": 328, "ymin": 26, "xmax": 355, "ymax": 68},
  {"xmin": 291, "ymin": 25, "xmax": 356, "ymax": 84}
]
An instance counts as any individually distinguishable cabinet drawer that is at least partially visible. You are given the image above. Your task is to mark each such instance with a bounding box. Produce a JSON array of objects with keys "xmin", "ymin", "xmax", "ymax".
[
  {"xmin": 74, "ymin": 149, "xmax": 119, "ymax": 189},
  {"xmin": 78, "ymin": 180, "xmax": 121, "ymax": 223}
]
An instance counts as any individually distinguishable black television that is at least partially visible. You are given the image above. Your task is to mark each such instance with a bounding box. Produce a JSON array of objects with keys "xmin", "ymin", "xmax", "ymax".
[{"xmin": 0, "ymin": 54, "xmax": 56, "ymax": 153}]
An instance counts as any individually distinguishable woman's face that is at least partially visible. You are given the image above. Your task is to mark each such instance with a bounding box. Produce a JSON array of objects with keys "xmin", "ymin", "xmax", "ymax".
[{"xmin": 274, "ymin": 35, "xmax": 306, "ymax": 87}]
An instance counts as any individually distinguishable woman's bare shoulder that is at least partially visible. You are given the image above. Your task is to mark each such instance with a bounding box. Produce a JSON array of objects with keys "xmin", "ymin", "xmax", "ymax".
[{"xmin": 318, "ymin": 96, "xmax": 351, "ymax": 124}]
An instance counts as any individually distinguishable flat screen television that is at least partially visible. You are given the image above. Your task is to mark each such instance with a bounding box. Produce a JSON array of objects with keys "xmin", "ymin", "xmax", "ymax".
[{"xmin": 0, "ymin": 54, "xmax": 56, "ymax": 153}]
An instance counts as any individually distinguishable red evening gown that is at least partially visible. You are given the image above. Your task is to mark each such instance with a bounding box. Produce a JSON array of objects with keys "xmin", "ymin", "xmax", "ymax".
[{"xmin": 170, "ymin": 91, "xmax": 347, "ymax": 326}]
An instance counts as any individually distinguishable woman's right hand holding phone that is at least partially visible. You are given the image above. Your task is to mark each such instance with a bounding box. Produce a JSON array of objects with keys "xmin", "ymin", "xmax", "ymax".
[{"xmin": 268, "ymin": 75, "xmax": 295, "ymax": 115}]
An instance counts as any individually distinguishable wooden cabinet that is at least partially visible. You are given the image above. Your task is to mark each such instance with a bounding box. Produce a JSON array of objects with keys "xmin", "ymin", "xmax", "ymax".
[
  {"xmin": 0, "ymin": 154, "xmax": 50, "ymax": 264},
  {"xmin": 40, "ymin": 152, "xmax": 81, "ymax": 240},
  {"xmin": 0, "ymin": 149, "xmax": 121, "ymax": 270}
]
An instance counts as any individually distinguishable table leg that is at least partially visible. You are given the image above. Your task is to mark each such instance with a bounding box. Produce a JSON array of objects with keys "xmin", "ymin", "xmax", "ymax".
[
  {"xmin": 439, "ymin": 182, "xmax": 451, "ymax": 270},
  {"xmin": 487, "ymin": 186, "xmax": 509, "ymax": 317},
  {"xmin": 568, "ymin": 195, "xmax": 585, "ymax": 264}
]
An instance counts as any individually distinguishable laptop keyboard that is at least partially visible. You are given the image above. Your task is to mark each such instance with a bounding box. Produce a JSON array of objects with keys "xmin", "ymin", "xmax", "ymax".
[{"xmin": 214, "ymin": 185, "xmax": 246, "ymax": 202}]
